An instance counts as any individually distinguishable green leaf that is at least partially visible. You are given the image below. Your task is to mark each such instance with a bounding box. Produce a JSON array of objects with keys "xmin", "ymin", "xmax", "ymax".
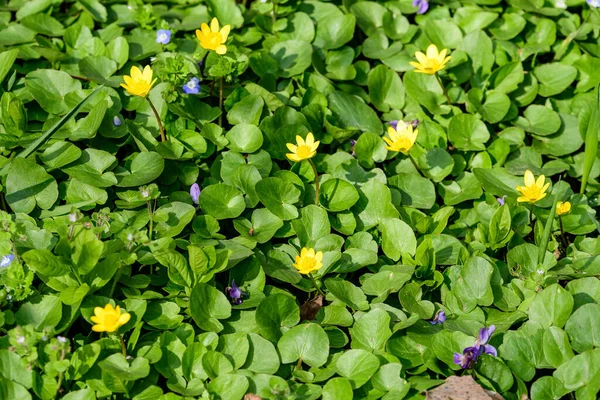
[
  {"xmin": 154, "ymin": 202, "xmax": 196, "ymax": 239},
  {"xmin": 335, "ymin": 349, "xmax": 380, "ymax": 389},
  {"xmin": 381, "ymin": 218, "xmax": 416, "ymax": 261},
  {"xmin": 256, "ymin": 177, "xmax": 301, "ymax": 220},
  {"xmin": 291, "ymin": 205, "xmax": 331, "ymax": 247},
  {"xmin": 199, "ymin": 184, "xmax": 246, "ymax": 220},
  {"xmin": 448, "ymin": 114, "xmax": 490, "ymax": 151},
  {"xmin": 227, "ymin": 94, "xmax": 264, "ymax": 126},
  {"xmin": 190, "ymin": 283, "xmax": 232, "ymax": 332},
  {"xmin": 270, "ymin": 40, "xmax": 313, "ymax": 77},
  {"xmin": 534, "ymin": 63, "xmax": 577, "ymax": 97},
  {"xmin": 314, "ymin": 14, "xmax": 356, "ymax": 50},
  {"xmin": 565, "ymin": 303, "xmax": 600, "ymax": 353},
  {"xmin": 25, "ymin": 69, "xmax": 82, "ymax": 115},
  {"xmin": 350, "ymin": 308, "xmax": 391, "ymax": 352},
  {"xmin": 327, "ymin": 91, "xmax": 382, "ymax": 133},
  {"xmin": 319, "ymin": 178, "xmax": 360, "ymax": 212},
  {"xmin": 455, "ymin": 256, "xmax": 494, "ymax": 309},
  {"xmin": 98, "ymin": 354, "xmax": 150, "ymax": 381},
  {"xmin": 243, "ymin": 333, "xmax": 281, "ymax": 374},
  {"xmin": 0, "ymin": 49, "xmax": 19, "ymax": 85},
  {"xmin": 5, "ymin": 158, "xmax": 58, "ymax": 214},
  {"xmin": 277, "ymin": 323, "xmax": 329, "ymax": 368},
  {"xmin": 322, "ymin": 378, "xmax": 353, "ymax": 400},
  {"xmin": 115, "ymin": 152, "xmax": 164, "ymax": 187},
  {"xmin": 256, "ymin": 294, "xmax": 300, "ymax": 342},
  {"xmin": 207, "ymin": 374, "xmax": 248, "ymax": 400},
  {"xmin": 325, "ymin": 278, "xmax": 369, "ymax": 311},
  {"xmin": 15, "ymin": 295, "xmax": 62, "ymax": 330},
  {"xmin": 225, "ymin": 123, "xmax": 264, "ymax": 153},
  {"xmin": 581, "ymin": 86, "xmax": 600, "ymax": 194}
]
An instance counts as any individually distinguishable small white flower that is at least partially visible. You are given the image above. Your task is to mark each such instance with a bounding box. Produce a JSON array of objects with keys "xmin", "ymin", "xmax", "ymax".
[
  {"xmin": 150, "ymin": 57, "xmax": 156, "ymax": 62},
  {"xmin": 57, "ymin": 336, "xmax": 67, "ymax": 343},
  {"xmin": 536, "ymin": 269, "xmax": 545, "ymax": 275},
  {"xmin": 68, "ymin": 213, "xmax": 77, "ymax": 223},
  {"xmin": 127, "ymin": 233, "xmax": 134, "ymax": 242},
  {"xmin": 555, "ymin": 0, "xmax": 567, "ymax": 8},
  {"xmin": 127, "ymin": 5, "xmax": 133, "ymax": 10},
  {"xmin": 16, "ymin": 336, "xmax": 25, "ymax": 344},
  {"xmin": 41, "ymin": 335, "xmax": 48, "ymax": 341},
  {"xmin": 141, "ymin": 190, "xmax": 149, "ymax": 198}
]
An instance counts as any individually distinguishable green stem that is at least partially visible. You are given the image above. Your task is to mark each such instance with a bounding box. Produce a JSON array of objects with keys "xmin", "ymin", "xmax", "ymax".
[
  {"xmin": 296, "ymin": 357, "xmax": 302, "ymax": 370},
  {"xmin": 54, "ymin": 350, "xmax": 66, "ymax": 399},
  {"xmin": 529, "ymin": 203, "xmax": 534, "ymax": 230},
  {"xmin": 559, "ymin": 216, "xmax": 568, "ymax": 248},
  {"xmin": 272, "ymin": 0, "xmax": 278, "ymax": 27},
  {"xmin": 308, "ymin": 273, "xmax": 326, "ymax": 298},
  {"xmin": 146, "ymin": 97, "xmax": 166, "ymax": 142},
  {"xmin": 147, "ymin": 201, "xmax": 154, "ymax": 241},
  {"xmin": 120, "ymin": 335, "xmax": 127, "ymax": 357},
  {"xmin": 435, "ymin": 74, "xmax": 452, "ymax": 105},
  {"xmin": 408, "ymin": 154, "xmax": 424, "ymax": 176},
  {"xmin": 108, "ymin": 266, "xmax": 123, "ymax": 299},
  {"xmin": 308, "ymin": 159, "xmax": 320, "ymax": 205},
  {"xmin": 219, "ymin": 76, "xmax": 224, "ymax": 127}
]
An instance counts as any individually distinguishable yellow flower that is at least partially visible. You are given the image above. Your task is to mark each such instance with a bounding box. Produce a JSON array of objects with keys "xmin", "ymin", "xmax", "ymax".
[
  {"xmin": 409, "ymin": 44, "xmax": 451, "ymax": 75},
  {"xmin": 293, "ymin": 247, "xmax": 324, "ymax": 275},
  {"xmin": 121, "ymin": 66, "xmax": 157, "ymax": 98},
  {"xmin": 557, "ymin": 201, "xmax": 571, "ymax": 216},
  {"xmin": 286, "ymin": 132, "xmax": 320, "ymax": 162},
  {"xmin": 383, "ymin": 123, "xmax": 418, "ymax": 154},
  {"xmin": 196, "ymin": 17, "xmax": 230, "ymax": 55},
  {"xmin": 516, "ymin": 170, "xmax": 550, "ymax": 204},
  {"xmin": 90, "ymin": 304, "xmax": 131, "ymax": 333}
]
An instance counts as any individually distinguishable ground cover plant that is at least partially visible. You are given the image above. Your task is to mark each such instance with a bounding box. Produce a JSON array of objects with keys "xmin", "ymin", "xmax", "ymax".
[{"xmin": 1, "ymin": 0, "xmax": 600, "ymax": 398}]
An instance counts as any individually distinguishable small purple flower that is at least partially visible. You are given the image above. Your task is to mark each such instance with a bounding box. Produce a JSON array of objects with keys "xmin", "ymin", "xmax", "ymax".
[
  {"xmin": 453, "ymin": 325, "xmax": 497, "ymax": 369},
  {"xmin": 429, "ymin": 310, "xmax": 446, "ymax": 325},
  {"xmin": 183, "ymin": 77, "xmax": 201, "ymax": 95},
  {"xmin": 190, "ymin": 183, "xmax": 201, "ymax": 205},
  {"xmin": 350, "ymin": 139, "xmax": 357, "ymax": 157},
  {"xmin": 226, "ymin": 280, "xmax": 244, "ymax": 305},
  {"xmin": 410, "ymin": 119, "xmax": 420, "ymax": 128},
  {"xmin": 588, "ymin": 0, "xmax": 600, "ymax": 8},
  {"xmin": 386, "ymin": 120, "xmax": 400, "ymax": 130},
  {"xmin": 113, "ymin": 116, "xmax": 122, "ymax": 126},
  {"xmin": 156, "ymin": 29, "xmax": 171, "ymax": 45},
  {"xmin": 0, "ymin": 254, "xmax": 14, "ymax": 268},
  {"xmin": 413, "ymin": 0, "xmax": 429, "ymax": 14},
  {"xmin": 497, "ymin": 195, "xmax": 506, "ymax": 206}
]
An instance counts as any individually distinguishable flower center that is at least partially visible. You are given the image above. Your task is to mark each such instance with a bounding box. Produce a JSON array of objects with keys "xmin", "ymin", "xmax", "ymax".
[
  {"xmin": 158, "ymin": 33, "xmax": 168, "ymax": 42},
  {"xmin": 298, "ymin": 257, "xmax": 316, "ymax": 270},
  {"xmin": 201, "ymin": 32, "xmax": 223, "ymax": 50},
  {"xmin": 295, "ymin": 145, "xmax": 313, "ymax": 158}
]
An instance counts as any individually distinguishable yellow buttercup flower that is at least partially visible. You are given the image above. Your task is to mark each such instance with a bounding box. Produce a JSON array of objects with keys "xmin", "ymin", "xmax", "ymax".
[
  {"xmin": 196, "ymin": 18, "xmax": 230, "ymax": 55},
  {"xmin": 557, "ymin": 201, "xmax": 571, "ymax": 216},
  {"xmin": 516, "ymin": 170, "xmax": 550, "ymax": 204},
  {"xmin": 121, "ymin": 66, "xmax": 157, "ymax": 98},
  {"xmin": 409, "ymin": 44, "xmax": 451, "ymax": 75},
  {"xmin": 383, "ymin": 122, "xmax": 418, "ymax": 154},
  {"xmin": 293, "ymin": 247, "xmax": 324, "ymax": 275},
  {"xmin": 90, "ymin": 304, "xmax": 131, "ymax": 333},
  {"xmin": 286, "ymin": 132, "xmax": 320, "ymax": 162}
]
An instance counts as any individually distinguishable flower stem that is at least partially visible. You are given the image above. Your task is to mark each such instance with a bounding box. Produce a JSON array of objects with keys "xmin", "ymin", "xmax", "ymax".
[
  {"xmin": 146, "ymin": 97, "xmax": 166, "ymax": 142},
  {"xmin": 296, "ymin": 357, "xmax": 302, "ymax": 370},
  {"xmin": 529, "ymin": 203, "xmax": 534, "ymax": 230},
  {"xmin": 308, "ymin": 158, "xmax": 320, "ymax": 206},
  {"xmin": 219, "ymin": 76, "xmax": 224, "ymax": 127},
  {"xmin": 308, "ymin": 273, "xmax": 326, "ymax": 298},
  {"xmin": 119, "ymin": 334, "xmax": 127, "ymax": 357},
  {"xmin": 272, "ymin": 0, "xmax": 278, "ymax": 27},
  {"xmin": 435, "ymin": 74, "xmax": 452, "ymax": 105},
  {"xmin": 559, "ymin": 216, "xmax": 568, "ymax": 248},
  {"xmin": 408, "ymin": 154, "xmax": 424, "ymax": 176}
]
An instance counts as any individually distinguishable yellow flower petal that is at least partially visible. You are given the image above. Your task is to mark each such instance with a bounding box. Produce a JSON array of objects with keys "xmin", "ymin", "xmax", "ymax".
[
  {"xmin": 286, "ymin": 153, "xmax": 301, "ymax": 162},
  {"xmin": 524, "ymin": 170, "xmax": 535, "ymax": 186},
  {"xmin": 286, "ymin": 143, "xmax": 297, "ymax": 152},
  {"xmin": 216, "ymin": 44, "xmax": 227, "ymax": 55},
  {"xmin": 426, "ymin": 44, "xmax": 439, "ymax": 59},
  {"xmin": 210, "ymin": 18, "xmax": 219, "ymax": 32},
  {"xmin": 220, "ymin": 25, "xmax": 231, "ymax": 41}
]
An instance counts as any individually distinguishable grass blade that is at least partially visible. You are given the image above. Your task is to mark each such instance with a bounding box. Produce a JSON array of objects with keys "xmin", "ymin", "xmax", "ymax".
[
  {"xmin": 581, "ymin": 84, "xmax": 600, "ymax": 194},
  {"xmin": 0, "ymin": 86, "xmax": 103, "ymax": 177}
]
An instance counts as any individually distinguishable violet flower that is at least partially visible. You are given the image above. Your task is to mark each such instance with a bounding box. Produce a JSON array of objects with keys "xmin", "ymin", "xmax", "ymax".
[
  {"xmin": 588, "ymin": 0, "xmax": 600, "ymax": 7},
  {"xmin": 190, "ymin": 183, "xmax": 201, "ymax": 205},
  {"xmin": 453, "ymin": 325, "xmax": 497, "ymax": 369},
  {"xmin": 497, "ymin": 195, "xmax": 506, "ymax": 206},
  {"xmin": 410, "ymin": 119, "xmax": 420, "ymax": 128},
  {"xmin": 226, "ymin": 280, "xmax": 244, "ymax": 305},
  {"xmin": 113, "ymin": 116, "xmax": 122, "ymax": 126},
  {"xmin": 0, "ymin": 254, "xmax": 14, "ymax": 269},
  {"xmin": 350, "ymin": 139, "xmax": 357, "ymax": 157},
  {"xmin": 429, "ymin": 310, "xmax": 446, "ymax": 325},
  {"xmin": 183, "ymin": 77, "xmax": 201, "ymax": 95},
  {"xmin": 156, "ymin": 29, "xmax": 171, "ymax": 45},
  {"xmin": 413, "ymin": 0, "xmax": 429, "ymax": 14}
]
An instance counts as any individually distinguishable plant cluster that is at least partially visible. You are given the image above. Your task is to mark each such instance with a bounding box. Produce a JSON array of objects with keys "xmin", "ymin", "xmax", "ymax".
[{"xmin": 1, "ymin": 0, "xmax": 600, "ymax": 399}]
